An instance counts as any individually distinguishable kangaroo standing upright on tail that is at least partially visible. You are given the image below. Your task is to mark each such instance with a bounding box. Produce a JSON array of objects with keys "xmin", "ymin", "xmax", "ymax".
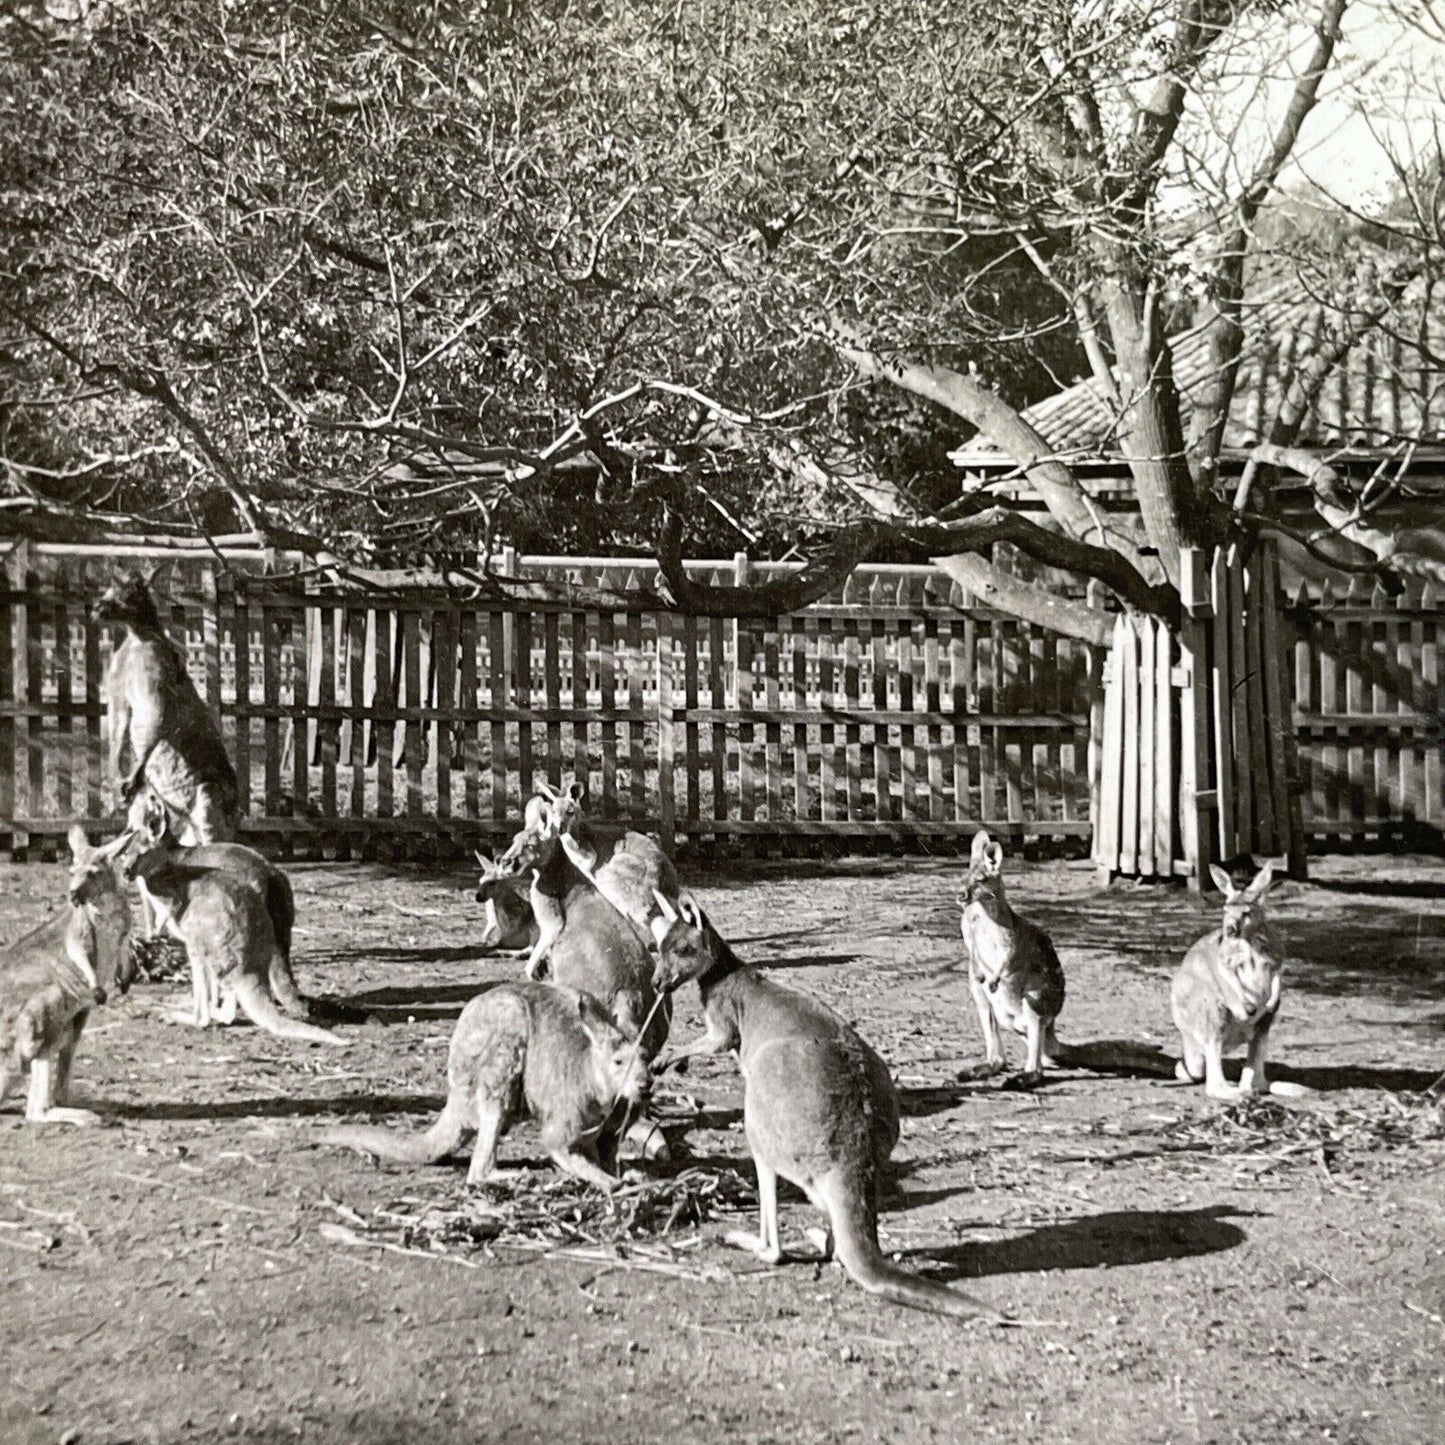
[
  {"xmin": 1172, "ymin": 861, "xmax": 1303, "ymax": 1100},
  {"xmin": 959, "ymin": 830, "xmax": 1066, "ymax": 1082},
  {"xmin": 497, "ymin": 778, "xmax": 679, "ymax": 978},
  {"xmin": 651, "ymin": 891, "xmax": 997, "ymax": 1321},
  {"xmin": 99, "ymin": 571, "xmax": 238, "ymax": 845},
  {"xmin": 0, "ymin": 826, "xmax": 135, "ymax": 1125}
]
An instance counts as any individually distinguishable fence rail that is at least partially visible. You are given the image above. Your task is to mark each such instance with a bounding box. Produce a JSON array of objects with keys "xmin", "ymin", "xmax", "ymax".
[{"xmin": 0, "ymin": 544, "xmax": 1439, "ymax": 859}]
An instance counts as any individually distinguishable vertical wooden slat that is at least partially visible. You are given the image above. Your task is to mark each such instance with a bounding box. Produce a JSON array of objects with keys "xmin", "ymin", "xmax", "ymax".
[
  {"xmin": 898, "ymin": 622, "xmax": 917, "ymax": 821},
  {"xmin": 83, "ymin": 581, "xmax": 102, "ymax": 823},
  {"xmin": 1179, "ymin": 611, "xmax": 1213, "ymax": 890},
  {"xmin": 1093, "ymin": 616, "xmax": 1128, "ymax": 880},
  {"xmin": 1001, "ymin": 622, "xmax": 1023, "ymax": 831},
  {"xmin": 763, "ymin": 622, "xmax": 782, "ymax": 825},
  {"xmin": 1226, "ymin": 549, "xmax": 1255, "ymax": 855},
  {"xmin": 737, "ymin": 616, "xmax": 755, "ymax": 826},
  {"xmin": 293, "ymin": 598, "xmax": 312, "ymax": 826},
  {"xmin": 818, "ymin": 617, "xmax": 837, "ymax": 823},
  {"xmin": 656, "ymin": 611, "xmax": 675, "ymax": 853},
  {"xmin": 542, "ymin": 611, "xmax": 561, "ymax": 805},
  {"xmin": 22, "ymin": 570, "xmax": 42, "ymax": 852},
  {"xmin": 514, "ymin": 608, "xmax": 534, "ymax": 805},
  {"xmin": 949, "ymin": 620, "xmax": 970, "ymax": 825},
  {"xmin": 626, "ymin": 610, "xmax": 646, "ymax": 822},
  {"xmin": 1422, "ymin": 599, "xmax": 1439, "ymax": 829},
  {"xmin": 0, "ymin": 557, "xmax": 13, "ymax": 855},
  {"xmin": 871, "ymin": 619, "xmax": 890, "ymax": 824},
  {"xmin": 571, "ymin": 609, "xmax": 590, "ymax": 797},
  {"xmin": 682, "ymin": 613, "xmax": 700, "ymax": 827},
  {"xmin": 1345, "ymin": 610, "xmax": 1365, "ymax": 838},
  {"xmin": 1154, "ymin": 619, "xmax": 1174, "ymax": 876},
  {"xmin": 790, "ymin": 616, "xmax": 808, "ymax": 825},
  {"xmin": 373, "ymin": 606, "xmax": 395, "ymax": 829},
  {"xmin": 488, "ymin": 609, "xmax": 506, "ymax": 824},
  {"xmin": 1209, "ymin": 549, "xmax": 1236, "ymax": 861},
  {"xmin": 1119, "ymin": 617, "xmax": 1140, "ymax": 876},
  {"xmin": 924, "ymin": 617, "xmax": 942, "ymax": 825},
  {"xmin": 1137, "ymin": 614, "xmax": 1157, "ymax": 876},
  {"xmin": 843, "ymin": 619, "xmax": 862, "ymax": 823},
  {"xmin": 1259, "ymin": 545, "xmax": 1304, "ymax": 876},
  {"xmin": 435, "ymin": 607, "xmax": 455, "ymax": 825},
  {"xmin": 346, "ymin": 609, "xmax": 367, "ymax": 826},
  {"xmin": 1242, "ymin": 556, "xmax": 1275, "ymax": 852},
  {"xmin": 54, "ymin": 595, "xmax": 72, "ymax": 826},
  {"xmin": 708, "ymin": 615, "xmax": 726, "ymax": 826},
  {"xmin": 262, "ymin": 604, "xmax": 283, "ymax": 838},
  {"xmin": 598, "ymin": 611, "xmax": 617, "ymax": 820},
  {"xmin": 1317, "ymin": 582, "xmax": 1340, "ymax": 837},
  {"xmin": 460, "ymin": 608, "xmax": 480, "ymax": 822},
  {"xmin": 234, "ymin": 584, "xmax": 252, "ymax": 826},
  {"xmin": 318, "ymin": 605, "xmax": 338, "ymax": 822}
]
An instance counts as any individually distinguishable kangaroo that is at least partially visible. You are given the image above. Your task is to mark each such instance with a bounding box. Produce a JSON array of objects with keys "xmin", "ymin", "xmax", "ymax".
[
  {"xmin": 651, "ymin": 891, "xmax": 995, "ymax": 1321},
  {"xmin": 1172, "ymin": 861, "xmax": 1303, "ymax": 1100},
  {"xmin": 119, "ymin": 828, "xmax": 345, "ymax": 1047},
  {"xmin": 958, "ymin": 830, "xmax": 1066, "ymax": 1082},
  {"xmin": 497, "ymin": 779, "xmax": 680, "ymax": 978},
  {"xmin": 0, "ymin": 826, "xmax": 134, "ymax": 1125},
  {"xmin": 321, "ymin": 982, "xmax": 651, "ymax": 1192},
  {"xmin": 476, "ymin": 858, "xmax": 672, "ymax": 1160},
  {"xmin": 98, "ymin": 571, "xmax": 239, "ymax": 843}
]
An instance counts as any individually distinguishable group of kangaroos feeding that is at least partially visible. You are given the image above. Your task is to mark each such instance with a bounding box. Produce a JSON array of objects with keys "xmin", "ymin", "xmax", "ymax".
[{"xmin": 2, "ymin": 571, "xmax": 1307, "ymax": 1322}]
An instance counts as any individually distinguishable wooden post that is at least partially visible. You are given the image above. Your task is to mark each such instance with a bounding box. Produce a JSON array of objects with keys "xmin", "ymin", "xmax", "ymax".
[{"xmin": 1178, "ymin": 546, "xmax": 1216, "ymax": 892}]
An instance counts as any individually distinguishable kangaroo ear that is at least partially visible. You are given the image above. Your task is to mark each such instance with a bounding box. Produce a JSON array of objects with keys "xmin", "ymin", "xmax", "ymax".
[
  {"xmin": 535, "ymin": 779, "xmax": 560, "ymax": 803},
  {"xmin": 651, "ymin": 888, "xmax": 679, "ymax": 923},
  {"xmin": 1241, "ymin": 859, "xmax": 1276, "ymax": 902},
  {"xmin": 67, "ymin": 824, "xmax": 92, "ymax": 862},
  {"xmin": 565, "ymin": 779, "xmax": 586, "ymax": 803},
  {"xmin": 1208, "ymin": 864, "xmax": 1235, "ymax": 897},
  {"xmin": 983, "ymin": 841, "xmax": 1004, "ymax": 873},
  {"xmin": 677, "ymin": 891, "xmax": 703, "ymax": 929},
  {"xmin": 970, "ymin": 829, "xmax": 991, "ymax": 862},
  {"xmin": 474, "ymin": 849, "xmax": 492, "ymax": 868}
]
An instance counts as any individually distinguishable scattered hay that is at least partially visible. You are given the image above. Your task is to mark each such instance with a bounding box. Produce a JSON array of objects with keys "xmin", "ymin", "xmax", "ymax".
[
  {"xmin": 320, "ymin": 1167, "xmax": 757, "ymax": 1271},
  {"xmin": 1159, "ymin": 1093, "xmax": 1445, "ymax": 1177}
]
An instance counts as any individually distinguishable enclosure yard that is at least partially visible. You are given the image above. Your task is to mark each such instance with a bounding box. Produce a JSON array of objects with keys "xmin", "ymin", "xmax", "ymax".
[{"xmin": 1, "ymin": 854, "xmax": 1443, "ymax": 1445}]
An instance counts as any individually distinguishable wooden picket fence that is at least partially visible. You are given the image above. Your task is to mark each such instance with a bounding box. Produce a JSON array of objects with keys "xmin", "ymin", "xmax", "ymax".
[
  {"xmin": 3, "ymin": 541, "xmax": 1441, "ymax": 864},
  {"xmin": 0, "ymin": 543, "xmax": 1098, "ymax": 859}
]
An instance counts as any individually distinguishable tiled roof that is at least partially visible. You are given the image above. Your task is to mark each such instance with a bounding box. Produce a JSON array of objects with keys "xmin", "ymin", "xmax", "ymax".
[{"xmin": 953, "ymin": 286, "xmax": 1445, "ymax": 465}]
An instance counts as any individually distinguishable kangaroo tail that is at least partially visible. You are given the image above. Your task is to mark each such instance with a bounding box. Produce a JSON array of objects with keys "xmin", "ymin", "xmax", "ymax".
[
  {"xmin": 265, "ymin": 876, "xmax": 295, "ymax": 963},
  {"xmin": 232, "ymin": 971, "xmax": 346, "ymax": 1046},
  {"xmin": 320, "ymin": 1096, "xmax": 471, "ymax": 1165},
  {"xmin": 824, "ymin": 1179, "xmax": 995, "ymax": 1321},
  {"xmin": 1050, "ymin": 1038, "xmax": 1176, "ymax": 1077}
]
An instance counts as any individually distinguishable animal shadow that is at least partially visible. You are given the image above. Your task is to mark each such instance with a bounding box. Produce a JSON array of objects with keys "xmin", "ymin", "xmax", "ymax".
[
  {"xmin": 903, "ymin": 1204, "xmax": 1252, "ymax": 1282},
  {"xmin": 112, "ymin": 1092, "xmax": 444, "ymax": 1124},
  {"xmin": 335, "ymin": 979, "xmax": 502, "ymax": 1023}
]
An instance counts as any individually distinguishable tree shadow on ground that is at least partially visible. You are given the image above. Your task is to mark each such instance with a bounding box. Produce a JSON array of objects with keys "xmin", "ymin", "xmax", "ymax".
[
  {"xmin": 902, "ymin": 1204, "xmax": 1253, "ymax": 1281},
  {"xmin": 310, "ymin": 943, "xmax": 486, "ymax": 966}
]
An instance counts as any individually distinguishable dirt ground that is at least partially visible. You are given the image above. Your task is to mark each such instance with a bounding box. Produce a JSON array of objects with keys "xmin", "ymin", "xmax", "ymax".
[{"xmin": 1, "ymin": 849, "xmax": 1443, "ymax": 1445}]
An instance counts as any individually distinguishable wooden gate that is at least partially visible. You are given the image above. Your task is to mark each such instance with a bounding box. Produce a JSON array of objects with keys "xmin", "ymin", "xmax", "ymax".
[{"xmin": 1094, "ymin": 540, "xmax": 1307, "ymax": 889}]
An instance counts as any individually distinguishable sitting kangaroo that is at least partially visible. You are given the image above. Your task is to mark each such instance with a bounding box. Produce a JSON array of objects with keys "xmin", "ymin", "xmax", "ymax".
[
  {"xmin": 0, "ymin": 826, "xmax": 135, "ymax": 1125},
  {"xmin": 497, "ymin": 779, "xmax": 679, "ymax": 978},
  {"xmin": 99, "ymin": 570, "xmax": 239, "ymax": 843},
  {"xmin": 1172, "ymin": 861, "xmax": 1302, "ymax": 1100},
  {"xmin": 321, "ymin": 982, "xmax": 651, "ymax": 1192},
  {"xmin": 120, "ymin": 826, "xmax": 345, "ymax": 1047},
  {"xmin": 959, "ymin": 830, "xmax": 1066, "ymax": 1082},
  {"xmin": 651, "ymin": 891, "xmax": 995, "ymax": 1320}
]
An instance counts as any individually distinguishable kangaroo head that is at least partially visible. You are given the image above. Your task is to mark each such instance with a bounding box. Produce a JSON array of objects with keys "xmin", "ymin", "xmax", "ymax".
[
  {"xmin": 66, "ymin": 825, "xmax": 136, "ymax": 996},
  {"xmin": 117, "ymin": 796, "xmax": 173, "ymax": 883},
  {"xmin": 575, "ymin": 992, "xmax": 651, "ymax": 1107},
  {"xmin": 959, "ymin": 830, "xmax": 1006, "ymax": 906},
  {"xmin": 1209, "ymin": 860, "xmax": 1275, "ymax": 940},
  {"xmin": 497, "ymin": 780, "xmax": 589, "ymax": 877},
  {"xmin": 96, "ymin": 570, "xmax": 163, "ymax": 631},
  {"xmin": 650, "ymin": 890, "xmax": 716, "ymax": 992},
  {"xmin": 474, "ymin": 853, "xmax": 536, "ymax": 950}
]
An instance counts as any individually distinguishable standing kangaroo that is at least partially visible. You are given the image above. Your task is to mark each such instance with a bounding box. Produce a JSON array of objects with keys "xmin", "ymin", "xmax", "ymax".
[
  {"xmin": 99, "ymin": 571, "xmax": 238, "ymax": 844},
  {"xmin": 959, "ymin": 830, "xmax": 1066, "ymax": 1082},
  {"xmin": 1172, "ymin": 861, "xmax": 1301, "ymax": 1100},
  {"xmin": 651, "ymin": 891, "xmax": 995, "ymax": 1321},
  {"xmin": 497, "ymin": 779, "xmax": 679, "ymax": 978},
  {"xmin": 120, "ymin": 827, "xmax": 345, "ymax": 1047},
  {"xmin": 0, "ymin": 826, "xmax": 135, "ymax": 1125}
]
